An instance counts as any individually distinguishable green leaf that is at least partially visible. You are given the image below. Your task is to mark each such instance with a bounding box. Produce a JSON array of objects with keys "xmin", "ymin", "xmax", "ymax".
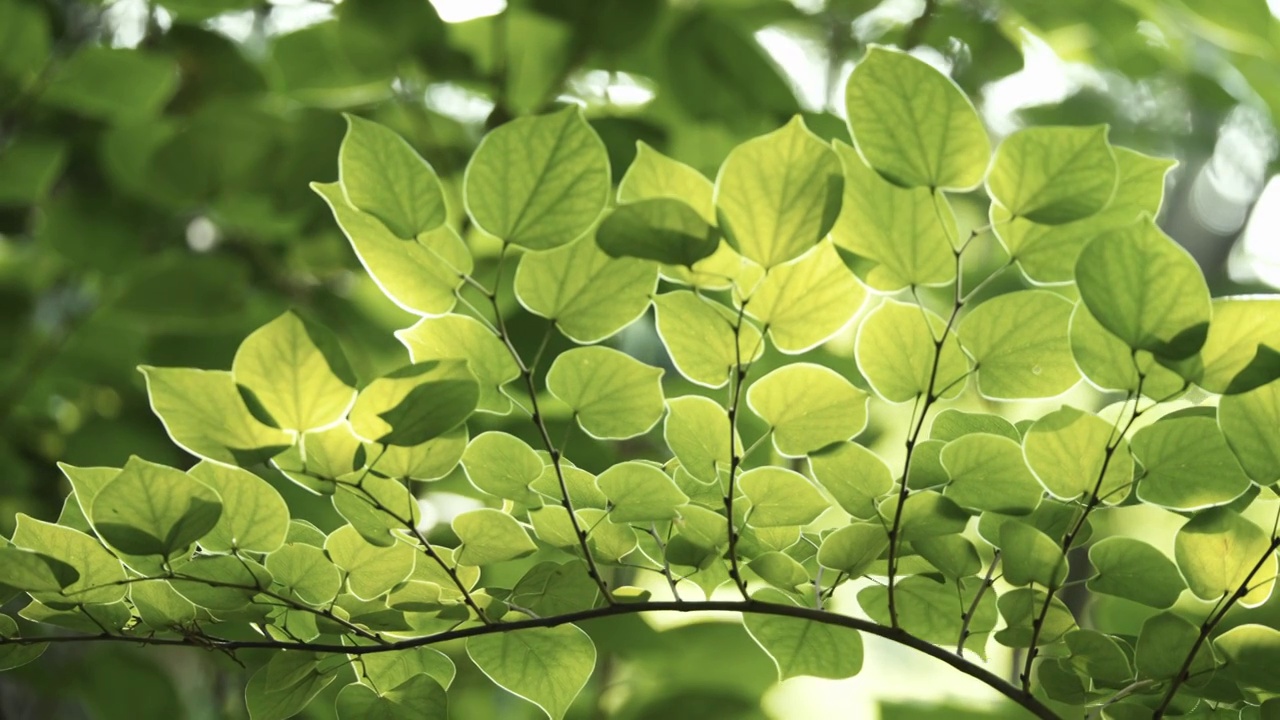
[
  {"xmin": 313, "ymin": 182, "xmax": 470, "ymax": 316},
  {"xmin": 41, "ymin": 47, "xmax": 177, "ymax": 122},
  {"xmin": 396, "ymin": 315, "xmax": 518, "ymax": 414},
  {"xmin": 740, "ymin": 467, "xmax": 830, "ymax": 527},
  {"xmin": 1068, "ymin": 301, "xmax": 1188, "ymax": 398},
  {"xmin": 1174, "ymin": 507, "xmax": 1276, "ymax": 607},
  {"xmin": 374, "ymin": 427, "xmax": 467, "ymax": 482},
  {"xmin": 1132, "ymin": 416, "xmax": 1251, "ymax": 510},
  {"xmin": 510, "ymin": 561, "xmax": 601, "ymax": 617},
  {"xmin": 464, "ymin": 107, "xmax": 610, "ymax": 250},
  {"xmin": 1064, "ymin": 630, "xmax": 1134, "ymax": 686},
  {"xmin": 348, "ymin": 360, "xmax": 478, "ymax": 446},
  {"xmin": 1134, "ymin": 611, "xmax": 1212, "ymax": 680},
  {"xmin": 913, "ymin": 535, "xmax": 981, "ymax": 579},
  {"xmin": 188, "ymin": 462, "xmax": 289, "ymax": 554},
  {"xmin": 929, "ymin": 410, "xmax": 1019, "ymax": 443},
  {"xmin": 232, "ymin": 311, "xmax": 356, "ymax": 432},
  {"xmin": 808, "ymin": 442, "xmax": 894, "ymax": 519},
  {"xmin": 338, "ymin": 114, "xmax": 446, "ymax": 239},
  {"xmin": 1198, "ymin": 297, "xmax": 1280, "ymax": 393},
  {"xmin": 466, "ymin": 625, "xmax": 595, "ymax": 720},
  {"xmin": 10, "ymin": 514, "xmax": 124, "ymax": 604},
  {"xmin": 266, "ymin": 543, "xmax": 342, "ymax": 605},
  {"xmin": 817, "ymin": 523, "xmax": 889, "ymax": 576},
  {"xmin": 746, "ymin": 240, "xmax": 867, "ymax": 353},
  {"xmin": 747, "ymin": 552, "xmax": 810, "ymax": 590},
  {"xmin": 595, "ymin": 198, "xmax": 719, "ymax": 267},
  {"xmin": 747, "ymin": 363, "xmax": 868, "ymax": 457},
  {"xmin": 958, "ymin": 290, "xmax": 1079, "ymax": 399},
  {"xmin": 336, "ymin": 674, "xmax": 447, "ymax": 720},
  {"xmin": 0, "ymin": 614, "xmax": 46, "ymax": 671},
  {"xmin": 172, "ymin": 554, "xmax": 271, "ymax": 613},
  {"xmin": 994, "ymin": 588, "xmax": 1075, "ymax": 647},
  {"xmin": 1024, "ymin": 406, "xmax": 1134, "ymax": 503},
  {"xmin": 1215, "ymin": 624, "xmax": 1280, "ymax": 692},
  {"xmin": 325, "ymin": 525, "xmax": 415, "ymax": 600},
  {"xmin": 139, "ymin": 366, "xmax": 293, "ymax": 466},
  {"xmin": 843, "ymin": 45, "xmax": 990, "ymax": 190},
  {"xmin": 1087, "ymin": 537, "xmax": 1185, "ymax": 609},
  {"xmin": 860, "ymin": 576, "xmax": 997, "ymax": 650},
  {"xmin": 940, "ymin": 434, "xmax": 1043, "ymax": 514},
  {"xmin": 461, "ymin": 432, "xmax": 544, "ymax": 505},
  {"xmin": 876, "ymin": 491, "xmax": 969, "ymax": 542},
  {"xmin": 514, "ymin": 232, "xmax": 657, "ymax": 343},
  {"xmin": 0, "ymin": 547, "xmax": 78, "ymax": 593},
  {"xmin": 829, "ymin": 140, "xmax": 957, "ymax": 291},
  {"xmin": 653, "ymin": 291, "xmax": 763, "ymax": 388},
  {"xmin": 998, "ymin": 521, "xmax": 1067, "ymax": 588},
  {"xmin": 245, "ymin": 652, "xmax": 335, "ymax": 720},
  {"xmin": 546, "ymin": 346, "xmax": 665, "ymax": 440},
  {"xmin": 0, "ymin": 135, "xmax": 67, "ymax": 204},
  {"xmin": 744, "ymin": 605, "xmax": 863, "ymax": 680},
  {"xmin": 596, "ymin": 462, "xmax": 688, "ymax": 522},
  {"xmin": 855, "ymin": 299, "xmax": 969, "ymax": 402},
  {"xmin": 358, "ymin": 646, "xmax": 455, "ymax": 691},
  {"xmin": 1219, "ymin": 381, "xmax": 1280, "ymax": 484},
  {"xmin": 90, "ymin": 457, "xmax": 222, "ymax": 558},
  {"xmin": 987, "ymin": 125, "xmax": 1117, "ymax": 224},
  {"xmin": 332, "ymin": 475, "xmax": 420, "ymax": 547},
  {"xmin": 1075, "ymin": 217, "xmax": 1211, "ymax": 360},
  {"xmin": 453, "ymin": 509, "xmax": 537, "ymax": 566},
  {"xmin": 714, "ymin": 116, "xmax": 842, "ymax": 268}
]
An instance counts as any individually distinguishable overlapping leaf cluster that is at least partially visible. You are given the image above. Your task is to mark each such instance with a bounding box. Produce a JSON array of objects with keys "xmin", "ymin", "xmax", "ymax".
[{"xmin": 3, "ymin": 46, "xmax": 1280, "ymax": 720}]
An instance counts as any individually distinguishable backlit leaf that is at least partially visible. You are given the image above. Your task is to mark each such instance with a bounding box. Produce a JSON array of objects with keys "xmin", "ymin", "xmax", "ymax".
[
  {"xmin": 855, "ymin": 300, "xmax": 969, "ymax": 402},
  {"xmin": 546, "ymin": 346, "xmax": 665, "ymax": 440},
  {"xmin": 959, "ymin": 290, "xmax": 1079, "ymax": 399},
  {"xmin": 1174, "ymin": 508, "xmax": 1275, "ymax": 607},
  {"xmin": 987, "ymin": 125, "xmax": 1117, "ymax": 224},
  {"xmin": 747, "ymin": 363, "xmax": 868, "ymax": 457},
  {"xmin": 466, "ymin": 625, "xmax": 595, "ymax": 720},
  {"xmin": 338, "ymin": 114, "xmax": 446, "ymax": 239},
  {"xmin": 90, "ymin": 457, "xmax": 222, "ymax": 558},
  {"xmin": 396, "ymin": 315, "xmax": 518, "ymax": 415},
  {"xmin": 746, "ymin": 240, "xmax": 867, "ymax": 353}
]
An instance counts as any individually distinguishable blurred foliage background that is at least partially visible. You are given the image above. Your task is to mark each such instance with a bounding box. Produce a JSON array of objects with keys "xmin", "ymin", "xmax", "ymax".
[{"xmin": 1, "ymin": 0, "xmax": 1280, "ymax": 717}]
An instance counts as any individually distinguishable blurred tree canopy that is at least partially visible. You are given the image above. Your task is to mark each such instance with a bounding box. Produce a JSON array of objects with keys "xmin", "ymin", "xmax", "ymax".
[{"xmin": 1, "ymin": 0, "xmax": 1279, "ymax": 717}]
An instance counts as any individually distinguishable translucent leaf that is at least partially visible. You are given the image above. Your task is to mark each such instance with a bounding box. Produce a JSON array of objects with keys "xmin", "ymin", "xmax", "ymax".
[
  {"xmin": 993, "ymin": 147, "xmax": 1176, "ymax": 283},
  {"xmin": 332, "ymin": 475, "xmax": 420, "ymax": 547},
  {"xmin": 1024, "ymin": 406, "xmax": 1134, "ymax": 503},
  {"xmin": 244, "ymin": 652, "xmax": 335, "ymax": 720},
  {"xmin": 531, "ymin": 464, "xmax": 606, "ymax": 509},
  {"xmin": 740, "ymin": 467, "xmax": 830, "ymax": 527},
  {"xmin": 1215, "ymin": 624, "xmax": 1280, "ymax": 693},
  {"xmin": 510, "ymin": 561, "xmax": 601, "ymax": 617},
  {"xmin": 374, "ymin": 426, "xmax": 467, "ymax": 482},
  {"xmin": 464, "ymin": 107, "xmax": 609, "ymax": 250},
  {"xmin": 0, "ymin": 614, "xmax": 47, "ymax": 671},
  {"xmin": 994, "ymin": 588, "xmax": 1074, "ymax": 647},
  {"xmin": 998, "ymin": 521, "xmax": 1067, "ymax": 588},
  {"xmin": 746, "ymin": 240, "xmax": 866, "ymax": 353},
  {"xmin": 1134, "ymin": 612, "xmax": 1212, "ymax": 680},
  {"xmin": 829, "ymin": 140, "xmax": 956, "ymax": 291},
  {"xmin": 10, "ymin": 514, "xmax": 123, "ymax": 604},
  {"xmin": 596, "ymin": 462, "xmax": 688, "ymax": 522},
  {"xmin": 855, "ymin": 299, "xmax": 969, "ymax": 402},
  {"xmin": 653, "ymin": 291, "xmax": 763, "ymax": 388},
  {"xmin": 338, "ymin": 114, "xmax": 446, "ymax": 239},
  {"xmin": 466, "ymin": 625, "xmax": 595, "ymax": 720},
  {"xmin": 988, "ymin": 125, "xmax": 1117, "ymax": 224},
  {"xmin": 817, "ymin": 523, "xmax": 888, "ymax": 576},
  {"xmin": 335, "ymin": 674, "xmax": 447, "ymax": 720},
  {"xmin": 139, "ymin": 366, "xmax": 293, "ymax": 466},
  {"xmin": 714, "ymin": 116, "xmax": 842, "ymax": 268},
  {"xmin": 273, "ymin": 423, "xmax": 364, "ymax": 494},
  {"xmin": 1063, "ymin": 629, "xmax": 1134, "ymax": 686},
  {"xmin": 1068, "ymin": 302, "xmax": 1188, "ymax": 398},
  {"xmin": 1174, "ymin": 507, "xmax": 1276, "ymax": 607},
  {"xmin": 90, "ymin": 457, "xmax": 221, "ymax": 558},
  {"xmin": 461, "ymin": 432, "xmax": 544, "ymax": 505},
  {"xmin": 313, "ymin": 182, "xmax": 470, "ymax": 316},
  {"xmin": 1075, "ymin": 217, "xmax": 1211, "ymax": 360},
  {"xmin": 172, "ymin": 554, "xmax": 271, "ymax": 612},
  {"xmin": 453, "ymin": 509, "xmax": 537, "ymax": 566},
  {"xmin": 929, "ymin": 409, "xmax": 1019, "ymax": 443},
  {"xmin": 1132, "ymin": 416, "xmax": 1251, "ymax": 510},
  {"xmin": 267, "ymin": 543, "xmax": 342, "ymax": 605},
  {"xmin": 0, "ymin": 547, "xmax": 78, "ymax": 593},
  {"xmin": 596, "ymin": 198, "xmax": 719, "ymax": 267},
  {"xmin": 913, "ymin": 535, "xmax": 980, "ymax": 579},
  {"xmin": 1219, "ymin": 381, "xmax": 1280, "ymax": 484},
  {"xmin": 843, "ymin": 45, "xmax": 989, "ymax": 190},
  {"xmin": 747, "ymin": 552, "xmax": 809, "ymax": 590},
  {"xmin": 959, "ymin": 290, "xmax": 1079, "ymax": 399},
  {"xmin": 189, "ymin": 461, "xmax": 289, "ymax": 554},
  {"xmin": 860, "ymin": 576, "xmax": 996, "ymax": 650},
  {"xmin": 744, "ymin": 593, "xmax": 863, "ymax": 680},
  {"xmin": 876, "ymin": 491, "xmax": 968, "ymax": 542},
  {"xmin": 358, "ymin": 646, "xmax": 455, "ymax": 692},
  {"xmin": 326, "ymin": 525, "xmax": 415, "ymax": 600},
  {"xmin": 1087, "ymin": 537, "xmax": 1185, "ymax": 609},
  {"xmin": 396, "ymin": 315, "xmax": 518, "ymax": 414},
  {"xmin": 56, "ymin": 463, "xmax": 118, "ymax": 519},
  {"xmin": 231, "ymin": 311, "xmax": 356, "ymax": 432},
  {"xmin": 546, "ymin": 346, "xmax": 665, "ymax": 440},
  {"xmin": 808, "ymin": 441, "xmax": 893, "ymax": 519},
  {"xmin": 747, "ymin": 363, "xmax": 868, "ymax": 457},
  {"xmin": 579, "ymin": 507, "xmax": 638, "ymax": 561},
  {"xmin": 514, "ymin": 232, "xmax": 658, "ymax": 343},
  {"xmin": 940, "ymin": 434, "xmax": 1043, "ymax": 514},
  {"xmin": 347, "ymin": 360, "xmax": 478, "ymax": 446},
  {"xmin": 1198, "ymin": 296, "xmax": 1280, "ymax": 393}
]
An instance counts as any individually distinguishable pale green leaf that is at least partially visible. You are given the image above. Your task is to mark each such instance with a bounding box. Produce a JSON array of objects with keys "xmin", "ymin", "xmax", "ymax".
[
  {"xmin": 595, "ymin": 198, "xmax": 719, "ymax": 267},
  {"xmin": 745, "ymin": 605, "xmax": 863, "ymax": 680},
  {"xmin": 267, "ymin": 543, "xmax": 342, "ymax": 605},
  {"xmin": 994, "ymin": 588, "xmax": 1075, "ymax": 647},
  {"xmin": 326, "ymin": 525, "xmax": 415, "ymax": 600},
  {"xmin": 596, "ymin": 462, "xmax": 688, "ymax": 522},
  {"xmin": 987, "ymin": 125, "xmax": 1117, "ymax": 224},
  {"xmin": 1024, "ymin": 406, "xmax": 1134, "ymax": 503},
  {"xmin": 876, "ymin": 491, "xmax": 969, "ymax": 542},
  {"xmin": 90, "ymin": 456, "xmax": 221, "ymax": 558},
  {"xmin": 664, "ymin": 396, "xmax": 735, "ymax": 484},
  {"xmin": 1133, "ymin": 416, "xmax": 1251, "ymax": 510},
  {"xmin": 336, "ymin": 674, "xmax": 447, "ymax": 720},
  {"xmin": 913, "ymin": 535, "xmax": 981, "ymax": 579},
  {"xmin": 374, "ymin": 426, "xmax": 467, "ymax": 482},
  {"xmin": 510, "ymin": 561, "xmax": 601, "ymax": 617},
  {"xmin": 189, "ymin": 461, "xmax": 289, "ymax": 554},
  {"xmin": 546, "ymin": 346, "xmax": 665, "ymax": 440},
  {"xmin": 0, "ymin": 547, "xmax": 78, "ymax": 593},
  {"xmin": 1134, "ymin": 612, "xmax": 1212, "ymax": 681},
  {"xmin": 940, "ymin": 434, "xmax": 1043, "ymax": 514},
  {"xmin": 1086, "ymin": 537, "xmax": 1184, "ymax": 609},
  {"xmin": 746, "ymin": 239, "xmax": 866, "ymax": 353},
  {"xmin": 1215, "ymin": 624, "xmax": 1280, "ymax": 693},
  {"xmin": 331, "ymin": 475, "xmax": 420, "ymax": 547},
  {"xmin": 999, "ymin": 521, "xmax": 1068, "ymax": 588},
  {"xmin": 855, "ymin": 299, "xmax": 969, "ymax": 402},
  {"xmin": 740, "ymin": 467, "xmax": 830, "ymax": 527},
  {"xmin": 232, "ymin": 311, "xmax": 356, "ymax": 432},
  {"xmin": 396, "ymin": 315, "xmax": 518, "ymax": 414},
  {"xmin": 464, "ymin": 107, "xmax": 609, "ymax": 250},
  {"xmin": 338, "ymin": 114, "xmax": 445, "ymax": 239},
  {"xmin": 359, "ymin": 646, "xmax": 455, "ymax": 691},
  {"xmin": 1198, "ymin": 296, "xmax": 1280, "ymax": 393},
  {"xmin": 959, "ymin": 290, "xmax": 1079, "ymax": 399},
  {"xmin": 747, "ymin": 552, "xmax": 810, "ymax": 590},
  {"xmin": 347, "ymin": 360, "xmax": 478, "ymax": 446},
  {"xmin": 653, "ymin": 291, "xmax": 763, "ymax": 388},
  {"xmin": 461, "ymin": 432, "xmax": 543, "ymax": 505},
  {"xmin": 861, "ymin": 577, "xmax": 997, "ymax": 650},
  {"xmin": 514, "ymin": 232, "xmax": 657, "ymax": 343},
  {"xmin": 844, "ymin": 45, "xmax": 990, "ymax": 190},
  {"xmin": 1219, "ymin": 381, "xmax": 1280, "ymax": 484},
  {"xmin": 245, "ymin": 653, "xmax": 334, "ymax": 720},
  {"xmin": 746, "ymin": 363, "xmax": 868, "ymax": 456},
  {"xmin": 817, "ymin": 522, "xmax": 888, "ymax": 576},
  {"xmin": 808, "ymin": 442, "xmax": 893, "ymax": 519},
  {"xmin": 929, "ymin": 409, "xmax": 1019, "ymax": 443},
  {"xmin": 829, "ymin": 140, "xmax": 956, "ymax": 290},
  {"xmin": 453, "ymin": 509, "xmax": 537, "ymax": 566},
  {"xmin": 1068, "ymin": 301, "xmax": 1188, "ymax": 398},
  {"xmin": 1063, "ymin": 629, "xmax": 1134, "ymax": 686},
  {"xmin": 10, "ymin": 514, "xmax": 124, "ymax": 604},
  {"xmin": 1174, "ymin": 507, "xmax": 1276, "ymax": 607},
  {"xmin": 467, "ymin": 625, "xmax": 595, "ymax": 720},
  {"xmin": 714, "ymin": 115, "xmax": 842, "ymax": 268}
]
